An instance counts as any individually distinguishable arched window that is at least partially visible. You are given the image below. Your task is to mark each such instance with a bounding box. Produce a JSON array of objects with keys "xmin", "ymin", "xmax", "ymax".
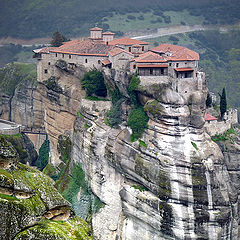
[
  {"xmin": 98, "ymin": 60, "xmax": 101, "ymax": 64},
  {"xmin": 142, "ymin": 46, "xmax": 144, "ymax": 51},
  {"xmin": 85, "ymin": 59, "xmax": 88, "ymax": 63}
]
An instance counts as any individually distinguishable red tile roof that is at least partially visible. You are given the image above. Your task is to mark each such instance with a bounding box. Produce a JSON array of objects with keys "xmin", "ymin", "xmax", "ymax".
[
  {"xmin": 137, "ymin": 64, "xmax": 168, "ymax": 68},
  {"xmin": 205, "ymin": 113, "xmax": 217, "ymax": 121},
  {"xmin": 174, "ymin": 68, "xmax": 194, "ymax": 72},
  {"xmin": 49, "ymin": 39, "xmax": 115, "ymax": 56},
  {"xmin": 133, "ymin": 51, "xmax": 167, "ymax": 63},
  {"xmin": 151, "ymin": 44, "xmax": 199, "ymax": 61},
  {"xmin": 108, "ymin": 47, "xmax": 133, "ymax": 57},
  {"xmin": 108, "ymin": 38, "xmax": 149, "ymax": 46},
  {"xmin": 101, "ymin": 59, "xmax": 111, "ymax": 65},
  {"xmin": 103, "ymin": 31, "xmax": 115, "ymax": 35},
  {"xmin": 90, "ymin": 27, "xmax": 102, "ymax": 31}
]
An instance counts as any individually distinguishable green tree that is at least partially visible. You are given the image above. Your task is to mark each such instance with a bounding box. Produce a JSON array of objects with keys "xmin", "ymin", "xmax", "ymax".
[
  {"xmin": 219, "ymin": 88, "xmax": 227, "ymax": 118},
  {"xmin": 50, "ymin": 31, "xmax": 67, "ymax": 47},
  {"xmin": 36, "ymin": 137, "xmax": 50, "ymax": 171},
  {"xmin": 81, "ymin": 69, "xmax": 107, "ymax": 97},
  {"xmin": 206, "ymin": 92, "xmax": 212, "ymax": 108}
]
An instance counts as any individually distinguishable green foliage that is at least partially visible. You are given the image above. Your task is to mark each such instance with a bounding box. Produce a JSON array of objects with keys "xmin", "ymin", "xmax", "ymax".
[
  {"xmin": 219, "ymin": 88, "xmax": 227, "ymax": 118},
  {"xmin": 191, "ymin": 141, "xmax": 198, "ymax": 151},
  {"xmin": 139, "ymin": 139, "xmax": 147, "ymax": 148},
  {"xmin": 50, "ymin": 31, "xmax": 68, "ymax": 47},
  {"xmin": 0, "ymin": 62, "xmax": 37, "ymax": 96},
  {"xmin": 77, "ymin": 111, "xmax": 85, "ymax": 119},
  {"xmin": 55, "ymin": 59, "xmax": 68, "ymax": 71},
  {"xmin": 127, "ymin": 106, "xmax": 149, "ymax": 140},
  {"xmin": 36, "ymin": 138, "xmax": 49, "ymax": 171},
  {"xmin": 43, "ymin": 76, "xmax": 63, "ymax": 93},
  {"xmin": 132, "ymin": 185, "xmax": 147, "ymax": 192},
  {"xmin": 211, "ymin": 126, "xmax": 236, "ymax": 143},
  {"xmin": 128, "ymin": 74, "xmax": 140, "ymax": 106},
  {"xmin": 81, "ymin": 69, "xmax": 107, "ymax": 97},
  {"xmin": 106, "ymin": 99, "xmax": 124, "ymax": 127},
  {"xmin": 57, "ymin": 135, "xmax": 72, "ymax": 163}
]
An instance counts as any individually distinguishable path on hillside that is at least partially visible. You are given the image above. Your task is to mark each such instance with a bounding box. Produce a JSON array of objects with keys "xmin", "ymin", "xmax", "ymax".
[
  {"xmin": 131, "ymin": 24, "xmax": 240, "ymax": 40},
  {"xmin": 0, "ymin": 23, "xmax": 239, "ymax": 46}
]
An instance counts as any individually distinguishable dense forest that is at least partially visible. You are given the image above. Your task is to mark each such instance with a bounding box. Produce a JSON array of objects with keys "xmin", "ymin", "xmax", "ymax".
[{"xmin": 0, "ymin": 0, "xmax": 240, "ymax": 39}]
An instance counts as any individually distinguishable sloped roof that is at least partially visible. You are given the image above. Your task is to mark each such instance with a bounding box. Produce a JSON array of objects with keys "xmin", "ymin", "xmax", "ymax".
[
  {"xmin": 151, "ymin": 44, "xmax": 199, "ymax": 61},
  {"xmin": 101, "ymin": 59, "xmax": 111, "ymax": 65},
  {"xmin": 49, "ymin": 39, "xmax": 114, "ymax": 56},
  {"xmin": 108, "ymin": 37, "xmax": 149, "ymax": 46},
  {"xmin": 108, "ymin": 47, "xmax": 133, "ymax": 57},
  {"xmin": 33, "ymin": 47, "xmax": 57, "ymax": 54},
  {"xmin": 137, "ymin": 64, "xmax": 168, "ymax": 68},
  {"xmin": 133, "ymin": 51, "xmax": 167, "ymax": 63},
  {"xmin": 174, "ymin": 68, "xmax": 194, "ymax": 72},
  {"xmin": 205, "ymin": 113, "xmax": 217, "ymax": 121},
  {"xmin": 103, "ymin": 31, "xmax": 115, "ymax": 35},
  {"xmin": 90, "ymin": 27, "xmax": 102, "ymax": 31}
]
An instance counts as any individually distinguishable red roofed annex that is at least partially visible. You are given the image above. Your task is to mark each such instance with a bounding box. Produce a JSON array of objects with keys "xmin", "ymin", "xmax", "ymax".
[{"xmin": 33, "ymin": 27, "xmax": 206, "ymax": 97}]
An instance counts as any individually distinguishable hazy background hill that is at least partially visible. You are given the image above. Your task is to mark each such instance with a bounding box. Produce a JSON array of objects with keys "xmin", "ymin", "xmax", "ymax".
[{"xmin": 0, "ymin": 0, "xmax": 240, "ymax": 39}]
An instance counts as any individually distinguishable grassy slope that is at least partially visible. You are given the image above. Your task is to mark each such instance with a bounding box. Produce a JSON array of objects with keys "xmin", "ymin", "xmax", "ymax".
[{"xmin": 0, "ymin": 0, "xmax": 239, "ymax": 39}]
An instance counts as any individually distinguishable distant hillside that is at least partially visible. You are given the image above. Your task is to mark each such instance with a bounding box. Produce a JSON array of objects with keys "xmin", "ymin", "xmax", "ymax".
[{"xmin": 0, "ymin": 0, "xmax": 239, "ymax": 39}]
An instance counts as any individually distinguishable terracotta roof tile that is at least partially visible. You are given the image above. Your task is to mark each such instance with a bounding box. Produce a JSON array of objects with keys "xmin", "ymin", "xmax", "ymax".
[
  {"xmin": 205, "ymin": 113, "xmax": 217, "ymax": 121},
  {"xmin": 103, "ymin": 31, "xmax": 115, "ymax": 35},
  {"xmin": 133, "ymin": 51, "xmax": 167, "ymax": 63},
  {"xmin": 151, "ymin": 44, "xmax": 199, "ymax": 61},
  {"xmin": 108, "ymin": 47, "xmax": 133, "ymax": 57},
  {"xmin": 90, "ymin": 27, "xmax": 102, "ymax": 31},
  {"xmin": 101, "ymin": 59, "xmax": 111, "ymax": 65},
  {"xmin": 108, "ymin": 38, "xmax": 149, "ymax": 46},
  {"xmin": 49, "ymin": 39, "xmax": 115, "ymax": 56},
  {"xmin": 174, "ymin": 67, "xmax": 194, "ymax": 72}
]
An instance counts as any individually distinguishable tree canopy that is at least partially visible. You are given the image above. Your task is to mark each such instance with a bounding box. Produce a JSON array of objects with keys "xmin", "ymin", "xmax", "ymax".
[
  {"xmin": 50, "ymin": 31, "xmax": 68, "ymax": 47},
  {"xmin": 219, "ymin": 88, "xmax": 227, "ymax": 118}
]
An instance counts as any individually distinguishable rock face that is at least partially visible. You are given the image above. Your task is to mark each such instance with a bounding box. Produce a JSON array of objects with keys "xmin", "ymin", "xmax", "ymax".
[
  {"xmin": 0, "ymin": 135, "xmax": 92, "ymax": 240},
  {"xmin": 70, "ymin": 73, "xmax": 240, "ymax": 240}
]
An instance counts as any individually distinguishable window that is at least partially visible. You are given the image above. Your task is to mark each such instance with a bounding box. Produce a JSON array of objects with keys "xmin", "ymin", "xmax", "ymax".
[
  {"xmin": 98, "ymin": 60, "xmax": 101, "ymax": 64},
  {"xmin": 48, "ymin": 62, "xmax": 51, "ymax": 65},
  {"xmin": 62, "ymin": 54, "xmax": 64, "ymax": 58},
  {"xmin": 150, "ymin": 69, "xmax": 153, "ymax": 75},
  {"xmin": 161, "ymin": 69, "xmax": 164, "ymax": 75},
  {"xmin": 55, "ymin": 53, "xmax": 57, "ymax": 57},
  {"xmin": 44, "ymin": 69, "xmax": 48, "ymax": 74},
  {"xmin": 176, "ymin": 72, "xmax": 179, "ymax": 78},
  {"xmin": 106, "ymin": 41, "xmax": 109, "ymax": 45},
  {"xmin": 169, "ymin": 63, "xmax": 172, "ymax": 66},
  {"xmin": 69, "ymin": 55, "xmax": 71, "ymax": 59},
  {"xmin": 133, "ymin": 65, "xmax": 136, "ymax": 69},
  {"xmin": 129, "ymin": 47, "xmax": 131, "ymax": 52},
  {"xmin": 85, "ymin": 59, "xmax": 88, "ymax": 63},
  {"xmin": 176, "ymin": 63, "xmax": 179, "ymax": 67},
  {"xmin": 142, "ymin": 46, "xmax": 144, "ymax": 51}
]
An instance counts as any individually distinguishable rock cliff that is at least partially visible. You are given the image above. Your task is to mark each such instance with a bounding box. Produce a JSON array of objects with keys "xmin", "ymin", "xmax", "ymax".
[{"xmin": 0, "ymin": 134, "xmax": 92, "ymax": 240}]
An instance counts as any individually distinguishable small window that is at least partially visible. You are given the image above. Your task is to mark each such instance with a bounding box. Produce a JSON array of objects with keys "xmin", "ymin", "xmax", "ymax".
[
  {"xmin": 169, "ymin": 63, "xmax": 172, "ymax": 66},
  {"xmin": 142, "ymin": 46, "xmax": 144, "ymax": 51},
  {"xmin": 44, "ymin": 69, "xmax": 48, "ymax": 74},
  {"xmin": 150, "ymin": 69, "xmax": 153, "ymax": 75},
  {"xmin": 129, "ymin": 47, "xmax": 131, "ymax": 52},
  {"xmin": 185, "ymin": 73, "xmax": 188, "ymax": 78},
  {"xmin": 48, "ymin": 62, "xmax": 51, "ymax": 65},
  {"xmin": 98, "ymin": 60, "xmax": 101, "ymax": 64},
  {"xmin": 69, "ymin": 55, "xmax": 71, "ymax": 59},
  {"xmin": 62, "ymin": 54, "xmax": 64, "ymax": 58},
  {"xmin": 185, "ymin": 62, "xmax": 187, "ymax": 65},
  {"xmin": 176, "ymin": 72, "xmax": 179, "ymax": 78},
  {"xmin": 176, "ymin": 63, "xmax": 179, "ymax": 67},
  {"xmin": 133, "ymin": 65, "xmax": 136, "ymax": 69},
  {"xmin": 85, "ymin": 59, "xmax": 88, "ymax": 63},
  {"xmin": 55, "ymin": 53, "xmax": 57, "ymax": 57},
  {"xmin": 161, "ymin": 69, "xmax": 164, "ymax": 75},
  {"xmin": 106, "ymin": 41, "xmax": 109, "ymax": 45}
]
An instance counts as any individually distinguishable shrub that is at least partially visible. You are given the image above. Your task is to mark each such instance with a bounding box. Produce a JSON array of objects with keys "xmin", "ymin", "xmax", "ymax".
[
  {"xmin": 127, "ymin": 106, "xmax": 149, "ymax": 140},
  {"xmin": 36, "ymin": 138, "xmax": 50, "ymax": 171},
  {"xmin": 106, "ymin": 98, "xmax": 124, "ymax": 127},
  {"xmin": 43, "ymin": 76, "xmax": 63, "ymax": 93},
  {"xmin": 55, "ymin": 59, "xmax": 68, "ymax": 71},
  {"xmin": 128, "ymin": 74, "xmax": 140, "ymax": 106},
  {"xmin": 81, "ymin": 69, "xmax": 107, "ymax": 97}
]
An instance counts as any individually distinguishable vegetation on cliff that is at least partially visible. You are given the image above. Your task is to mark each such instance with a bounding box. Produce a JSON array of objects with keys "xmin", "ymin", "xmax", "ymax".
[
  {"xmin": 37, "ymin": 137, "xmax": 49, "ymax": 171},
  {"xmin": 81, "ymin": 69, "xmax": 107, "ymax": 97}
]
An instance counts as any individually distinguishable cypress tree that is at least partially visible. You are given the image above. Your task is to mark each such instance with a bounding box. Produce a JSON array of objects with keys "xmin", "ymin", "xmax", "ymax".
[
  {"xmin": 50, "ymin": 31, "xmax": 67, "ymax": 47},
  {"xmin": 206, "ymin": 92, "xmax": 212, "ymax": 108},
  {"xmin": 219, "ymin": 88, "xmax": 227, "ymax": 119}
]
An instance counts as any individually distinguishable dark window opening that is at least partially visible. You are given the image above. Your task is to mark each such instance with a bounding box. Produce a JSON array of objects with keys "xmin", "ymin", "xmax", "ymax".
[
  {"xmin": 106, "ymin": 41, "xmax": 109, "ymax": 45},
  {"xmin": 161, "ymin": 69, "xmax": 164, "ymax": 75},
  {"xmin": 142, "ymin": 46, "xmax": 144, "ymax": 51},
  {"xmin": 85, "ymin": 59, "xmax": 88, "ymax": 63},
  {"xmin": 69, "ymin": 55, "xmax": 71, "ymax": 59},
  {"xmin": 48, "ymin": 62, "xmax": 50, "ymax": 65},
  {"xmin": 129, "ymin": 47, "xmax": 131, "ymax": 52},
  {"xmin": 44, "ymin": 69, "xmax": 48, "ymax": 74},
  {"xmin": 150, "ymin": 69, "xmax": 153, "ymax": 75},
  {"xmin": 55, "ymin": 53, "xmax": 57, "ymax": 57},
  {"xmin": 98, "ymin": 60, "xmax": 101, "ymax": 64},
  {"xmin": 169, "ymin": 63, "xmax": 172, "ymax": 66},
  {"xmin": 176, "ymin": 72, "xmax": 179, "ymax": 78},
  {"xmin": 62, "ymin": 54, "xmax": 64, "ymax": 58},
  {"xmin": 133, "ymin": 65, "xmax": 136, "ymax": 69},
  {"xmin": 176, "ymin": 63, "xmax": 179, "ymax": 67}
]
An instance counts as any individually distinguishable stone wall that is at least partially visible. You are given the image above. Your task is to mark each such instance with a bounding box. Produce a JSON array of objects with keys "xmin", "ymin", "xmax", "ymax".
[
  {"xmin": 0, "ymin": 119, "xmax": 21, "ymax": 135},
  {"xmin": 204, "ymin": 109, "xmax": 238, "ymax": 136}
]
